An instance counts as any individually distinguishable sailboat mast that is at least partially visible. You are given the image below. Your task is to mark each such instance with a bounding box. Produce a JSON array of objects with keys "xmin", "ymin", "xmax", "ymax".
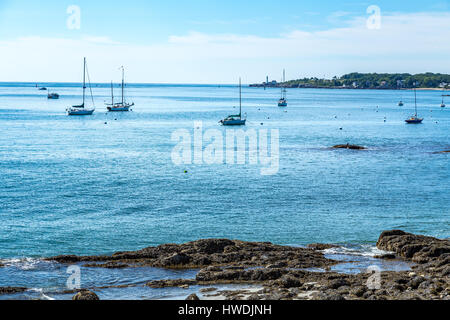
[
  {"xmin": 414, "ymin": 87, "xmax": 418, "ymax": 116},
  {"xmin": 111, "ymin": 81, "xmax": 114, "ymax": 105},
  {"xmin": 121, "ymin": 66, "xmax": 125, "ymax": 105},
  {"xmin": 82, "ymin": 57, "xmax": 86, "ymax": 106},
  {"xmin": 239, "ymin": 78, "xmax": 242, "ymax": 117}
]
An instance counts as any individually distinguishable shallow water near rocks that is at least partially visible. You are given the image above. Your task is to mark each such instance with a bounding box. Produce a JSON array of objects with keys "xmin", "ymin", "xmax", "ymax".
[{"xmin": 0, "ymin": 245, "xmax": 413, "ymax": 300}]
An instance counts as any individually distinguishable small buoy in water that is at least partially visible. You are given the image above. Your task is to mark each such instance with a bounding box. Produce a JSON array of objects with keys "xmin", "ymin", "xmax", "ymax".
[
  {"xmin": 339, "ymin": 127, "xmax": 343, "ymax": 130},
  {"xmin": 184, "ymin": 170, "xmax": 188, "ymax": 174},
  {"xmin": 261, "ymin": 123, "xmax": 264, "ymax": 125},
  {"xmin": 104, "ymin": 122, "xmax": 107, "ymax": 124}
]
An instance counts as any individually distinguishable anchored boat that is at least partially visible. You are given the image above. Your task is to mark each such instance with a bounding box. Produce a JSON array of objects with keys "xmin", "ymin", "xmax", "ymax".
[
  {"xmin": 405, "ymin": 87, "xmax": 423, "ymax": 124},
  {"xmin": 106, "ymin": 66, "xmax": 134, "ymax": 112},
  {"xmin": 220, "ymin": 78, "xmax": 246, "ymax": 126},
  {"xmin": 47, "ymin": 89, "xmax": 60, "ymax": 100},
  {"xmin": 278, "ymin": 69, "xmax": 288, "ymax": 107},
  {"xmin": 66, "ymin": 58, "xmax": 95, "ymax": 116}
]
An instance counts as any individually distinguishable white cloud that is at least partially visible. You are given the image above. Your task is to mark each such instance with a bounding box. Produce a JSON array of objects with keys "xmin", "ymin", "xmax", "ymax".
[{"xmin": 1, "ymin": 11, "xmax": 450, "ymax": 83}]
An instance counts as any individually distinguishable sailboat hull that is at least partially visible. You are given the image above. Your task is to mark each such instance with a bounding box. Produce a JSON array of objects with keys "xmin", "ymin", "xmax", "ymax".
[
  {"xmin": 67, "ymin": 108, "xmax": 95, "ymax": 116},
  {"xmin": 405, "ymin": 118, "xmax": 423, "ymax": 124},
  {"xmin": 107, "ymin": 106, "xmax": 130, "ymax": 112},
  {"xmin": 221, "ymin": 119, "xmax": 246, "ymax": 126}
]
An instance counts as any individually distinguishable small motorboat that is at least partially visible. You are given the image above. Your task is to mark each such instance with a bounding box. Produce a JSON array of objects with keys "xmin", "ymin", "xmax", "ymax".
[{"xmin": 47, "ymin": 91, "xmax": 60, "ymax": 99}]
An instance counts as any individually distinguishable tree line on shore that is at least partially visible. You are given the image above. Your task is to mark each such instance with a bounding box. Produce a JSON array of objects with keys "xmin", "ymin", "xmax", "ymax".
[{"xmin": 259, "ymin": 73, "xmax": 450, "ymax": 89}]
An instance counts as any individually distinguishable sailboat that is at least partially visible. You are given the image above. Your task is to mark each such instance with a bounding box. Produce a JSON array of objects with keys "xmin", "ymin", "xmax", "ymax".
[
  {"xmin": 405, "ymin": 87, "xmax": 423, "ymax": 124},
  {"xmin": 66, "ymin": 58, "xmax": 95, "ymax": 116},
  {"xmin": 278, "ymin": 69, "xmax": 288, "ymax": 107},
  {"xmin": 219, "ymin": 78, "xmax": 246, "ymax": 126},
  {"xmin": 441, "ymin": 89, "xmax": 446, "ymax": 108},
  {"xmin": 106, "ymin": 66, "xmax": 134, "ymax": 112}
]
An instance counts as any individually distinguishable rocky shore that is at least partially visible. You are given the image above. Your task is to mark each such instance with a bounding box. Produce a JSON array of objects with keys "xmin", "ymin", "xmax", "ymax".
[{"xmin": 3, "ymin": 230, "xmax": 448, "ymax": 300}]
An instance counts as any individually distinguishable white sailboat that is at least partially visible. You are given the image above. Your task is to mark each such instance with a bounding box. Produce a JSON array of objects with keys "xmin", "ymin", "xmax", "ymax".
[
  {"xmin": 278, "ymin": 69, "xmax": 288, "ymax": 107},
  {"xmin": 106, "ymin": 66, "xmax": 134, "ymax": 112},
  {"xmin": 441, "ymin": 89, "xmax": 446, "ymax": 108},
  {"xmin": 66, "ymin": 58, "xmax": 95, "ymax": 116},
  {"xmin": 220, "ymin": 78, "xmax": 246, "ymax": 126}
]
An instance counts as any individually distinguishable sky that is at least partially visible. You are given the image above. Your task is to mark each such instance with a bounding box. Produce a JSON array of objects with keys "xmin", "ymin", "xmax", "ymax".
[{"xmin": 0, "ymin": 0, "xmax": 449, "ymax": 83}]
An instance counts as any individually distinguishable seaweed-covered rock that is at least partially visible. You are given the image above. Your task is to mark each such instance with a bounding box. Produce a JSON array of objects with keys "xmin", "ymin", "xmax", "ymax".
[
  {"xmin": 0, "ymin": 287, "xmax": 27, "ymax": 295},
  {"xmin": 332, "ymin": 144, "xmax": 366, "ymax": 150},
  {"xmin": 186, "ymin": 293, "xmax": 200, "ymax": 301},
  {"xmin": 72, "ymin": 290, "xmax": 100, "ymax": 301},
  {"xmin": 376, "ymin": 230, "xmax": 450, "ymax": 264}
]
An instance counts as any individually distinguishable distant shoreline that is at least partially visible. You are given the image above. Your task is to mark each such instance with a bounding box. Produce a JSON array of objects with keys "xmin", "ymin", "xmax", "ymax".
[{"xmin": 249, "ymin": 84, "xmax": 447, "ymax": 91}]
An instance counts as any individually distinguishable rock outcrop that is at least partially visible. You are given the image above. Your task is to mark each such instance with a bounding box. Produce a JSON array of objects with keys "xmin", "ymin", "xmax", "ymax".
[
  {"xmin": 332, "ymin": 144, "xmax": 366, "ymax": 150},
  {"xmin": 48, "ymin": 239, "xmax": 336, "ymax": 270},
  {"xmin": 40, "ymin": 231, "xmax": 449, "ymax": 301},
  {"xmin": 377, "ymin": 230, "xmax": 449, "ymax": 265},
  {"xmin": 72, "ymin": 290, "xmax": 100, "ymax": 301},
  {"xmin": 0, "ymin": 287, "xmax": 27, "ymax": 295}
]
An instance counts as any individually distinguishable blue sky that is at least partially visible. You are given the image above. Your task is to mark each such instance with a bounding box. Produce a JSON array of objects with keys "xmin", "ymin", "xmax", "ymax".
[{"xmin": 0, "ymin": 0, "xmax": 449, "ymax": 83}]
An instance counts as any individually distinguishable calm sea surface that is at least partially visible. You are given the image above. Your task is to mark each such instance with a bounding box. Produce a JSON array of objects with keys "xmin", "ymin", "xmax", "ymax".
[{"xmin": 0, "ymin": 82, "xmax": 448, "ymax": 299}]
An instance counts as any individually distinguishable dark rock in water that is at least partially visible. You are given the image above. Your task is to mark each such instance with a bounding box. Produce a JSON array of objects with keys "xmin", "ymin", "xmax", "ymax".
[
  {"xmin": 146, "ymin": 279, "xmax": 197, "ymax": 289},
  {"xmin": 186, "ymin": 293, "xmax": 200, "ymax": 301},
  {"xmin": 0, "ymin": 287, "xmax": 27, "ymax": 295},
  {"xmin": 332, "ymin": 144, "xmax": 366, "ymax": 150},
  {"xmin": 376, "ymin": 230, "xmax": 450, "ymax": 264},
  {"xmin": 374, "ymin": 254, "xmax": 397, "ymax": 260},
  {"xmin": 72, "ymin": 290, "xmax": 100, "ymax": 300},
  {"xmin": 308, "ymin": 243, "xmax": 340, "ymax": 251},
  {"xmin": 46, "ymin": 238, "xmax": 336, "ymax": 270}
]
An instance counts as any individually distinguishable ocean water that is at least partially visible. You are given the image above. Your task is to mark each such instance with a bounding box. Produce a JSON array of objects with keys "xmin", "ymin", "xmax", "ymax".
[{"xmin": 0, "ymin": 83, "xmax": 448, "ymax": 299}]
